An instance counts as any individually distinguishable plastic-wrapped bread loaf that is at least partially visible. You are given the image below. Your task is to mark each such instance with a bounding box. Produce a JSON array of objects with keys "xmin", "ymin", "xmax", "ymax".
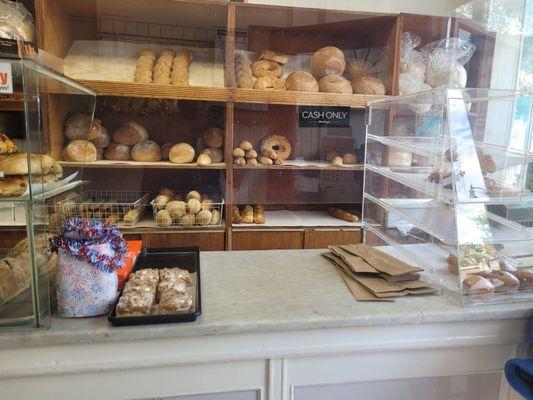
[
  {"xmin": 171, "ymin": 49, "xmax": 193, "ymax": 86},
  {"xmin": 235, "ymin": 54, "xmax": 254, "ymax": 89},
  {"xmin": 153, "ymin": 49, "xmax": 175, "ymax": 85},
  {"xmin": 133, "ymin": 49, "xmax": 155, "ymax": 84}
]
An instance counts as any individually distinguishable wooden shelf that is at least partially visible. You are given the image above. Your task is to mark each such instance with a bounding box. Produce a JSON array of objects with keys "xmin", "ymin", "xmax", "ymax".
[
  {"xmin": 234, "ymin": 161, "xmax": 364, "ymax": 171},
  {"xmin": 120, "ymin": 217, "xmax": 226, "ymax": 234},
  {"xmin": 59, "ymin": 160, "xmax": 226, "ymax": 170},
  {"xmin": 0, "ymin": 92, "xmax": 24, "ymax": 111},
  {"xmin": 73, "ymin": 80, "xmax": 389, "ymax": 108},
  {"xmin": 232, "ymin": 210, "xmax": 361, "ymax": 230}
]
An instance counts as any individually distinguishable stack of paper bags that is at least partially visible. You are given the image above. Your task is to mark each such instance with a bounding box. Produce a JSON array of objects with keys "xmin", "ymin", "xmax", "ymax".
[{"xmin": 323, "ymin": 244, "xmax": 438, "ymax": 301}]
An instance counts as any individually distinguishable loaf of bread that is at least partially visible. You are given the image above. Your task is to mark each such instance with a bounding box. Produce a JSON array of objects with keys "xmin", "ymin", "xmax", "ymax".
[
  {"xmin": 171, "ymin": 49, "xmax": 193, "ymax": 86},
  {"xmin": 285, "ymin": 71, "xmax": 319, "ymax": 92},
  {"xmin": 254, "ymin": 205, "xmax": 265, "ymax": 224},
  {"xmin": 104, "ymin": 143, "xmax": 132, "ymax": 161},
  {"xmin": 65, "ymin": 140, "xmax": 97, "ymax": 162},
  {"xmin": 90, "ymin": 126, "xmax": 110, "ymax": 148},
  {"xmin": 351, "ymin": 76, "xmax": 386, "ymax": 95},
  {"xmin": 196, "ymin": 154, "xmax": 212, "ymax": 166},
  {"xmin": 242, "ymin": 205, "xmax": 254, "ymax": 223},
  {"xmin": 161, "ymin": 143, "xmax": 173, "ymax": 161},
  {"xmin": 327, "ymin": 207, "xmax": 359, "ymax": 222},
  {"xmin": 201, "ymin": 147, "xmax": 224, "ymax": 163},
  {"xmin": 64, "ymin": 114, "xmax": 101, "ymax": 141},
  {"xmin": 113, "ymin": 122, "xmax": 148, "ymax": 145},
  {"xmin": 131, "ymin": 140, "xmax": 162, "ymax": 162},
  {"xmin": 133, "ymin": 49, "xmax": 155, "ymax": 84},
  {"xmin": 202, "ymin": 128, "xmax": 224, "ymax": 149},
  {"xmin": 235, "ymin": 54, "xmax": 254, "ymax": 89},
  {"xmin": 0, "ymin": 133, "xmax": 17, "ymax": 154},
  {"xmin": 310, "ymin": 46, "xmax": 346, "ymax": 79},
  {"xmin": 0, "ymin": 153, "xmax": 62, "ymax": 175},
  {"xmin": 232, "ymin": 205, "xmax": 244, "ymax": 223},
  {"xmin": 169, "ymin": 143, "xmax": 195, "ymax": 164}
]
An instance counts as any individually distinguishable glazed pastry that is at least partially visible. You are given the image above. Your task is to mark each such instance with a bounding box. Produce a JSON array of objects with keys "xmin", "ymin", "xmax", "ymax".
[
  {"xmin": 242, "ymin": 205, "xmax": 254, "ymax": 224},
  {"xmin": 116, "ymin": 291, "xmax": 156, "ymax": 316},
  {"xmin": 260, "ymin": 135, "xmax": 291, "ymax": 161},
  {"xmin": 511, "ymin": 269, "xmax": 533, "ymax": 289},
  {"xmin": 475, "ymin": 270, "xmax": 520, "ymax": 292},
  {"xmin": 245, "ymin": 149, "xmax": 257, "ymax": 159},
  {"xmin": 246, "ymin": 157, "xmax": 258, "ymax": 166},
  {"xmin": 158, "ymin": 290, "xmax": 193, "ymax": 314},
  {"xmin": 129, "ymin": 269, "xmax": 159, "ymax": 286},
  {"xmin": 159, "ymin": 268, "xmax": 192, "ymax": 285},
  {"xmin": 232, "ymin": 205, "xmax": 244, "ymax": 223},
  {"xmin": 254, "ymin": 205, "xmax": 265, "ymax": 224}
]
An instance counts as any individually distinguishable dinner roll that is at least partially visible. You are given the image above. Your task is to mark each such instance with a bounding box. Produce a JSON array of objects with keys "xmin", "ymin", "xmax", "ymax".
[{"xmin": 169, "ymin": 143, "xmax": 195, "ymax": 163}]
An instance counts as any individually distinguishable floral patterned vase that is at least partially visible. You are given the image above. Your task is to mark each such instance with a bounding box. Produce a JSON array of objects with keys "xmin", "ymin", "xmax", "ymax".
[{"xmin": 56, "ymin": 249, "xmax": 118, "ymax": 318}]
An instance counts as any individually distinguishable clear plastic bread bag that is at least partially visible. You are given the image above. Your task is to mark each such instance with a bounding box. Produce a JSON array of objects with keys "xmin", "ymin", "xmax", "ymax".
[
  {"xmin": 422, "ymin": 38, "xmax": 476, "ymax": 88},
  {"xmin": 0, "ymin": 0, "xmax": 35, "ymax": 41},
  {"xmin": 400, "ymin": 32, "xmax": 426, "ymax": 81}
]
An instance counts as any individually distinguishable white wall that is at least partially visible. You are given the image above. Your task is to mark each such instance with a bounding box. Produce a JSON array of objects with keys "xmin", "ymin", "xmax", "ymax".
[{"xmin": 247, "ymin": 0, "xmax": 469, "ymax": 16}]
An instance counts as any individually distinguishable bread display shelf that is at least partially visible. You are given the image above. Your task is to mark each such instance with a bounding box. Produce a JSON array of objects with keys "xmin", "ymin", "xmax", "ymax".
[
  {"xmin": 232, "ymin": 210, "xmax": 361, "ymax": 229},
  {"xmin": 234, "ymin": 160, "xmax": 364, "ymax": 171},
  {"xmin": 59, "ymin": 161, "xmax": 226, "ymax": 170},
  {"xmin": 65, "ymin": 80, "xmax": 388, "ymax": 108},
  {"xmin": 0, "ymin": 92, "xmax": 24, "ymax": 112}
]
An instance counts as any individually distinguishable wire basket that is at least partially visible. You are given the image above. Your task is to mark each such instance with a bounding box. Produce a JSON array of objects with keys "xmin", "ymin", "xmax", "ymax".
[
  {"xmin": 58, "ymin": 191, "xmax": 150, "ymax": 227},
  {"xmin": 151, "ymin": 192, "xmax": 224, "ymax": 228}
]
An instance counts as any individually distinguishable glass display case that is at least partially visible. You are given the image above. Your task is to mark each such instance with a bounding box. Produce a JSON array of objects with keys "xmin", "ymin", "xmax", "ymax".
[
  {"xmin": 0, "ymin": 56, "xmax": 96, "ymax": 329},
  {"xmin": 363, "ymin": 87, "xmax": 533, "ymax": 305}
]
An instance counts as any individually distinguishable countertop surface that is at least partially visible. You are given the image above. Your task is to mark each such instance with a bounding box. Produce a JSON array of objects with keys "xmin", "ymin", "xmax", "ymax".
[{"xmin": 1, "ymin": 248, "xmax": 532, "ymax": 349}]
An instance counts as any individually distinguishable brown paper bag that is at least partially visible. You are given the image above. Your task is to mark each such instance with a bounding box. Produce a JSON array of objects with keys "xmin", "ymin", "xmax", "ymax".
[{"xmin": 329, "ymin": 246, "xmax": 379, "ymax": 274}]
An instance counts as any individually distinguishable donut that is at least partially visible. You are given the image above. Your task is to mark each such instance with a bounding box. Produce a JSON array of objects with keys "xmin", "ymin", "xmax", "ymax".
[
  {"xmin": 251, "ymin": 60, "xmax": 283, "ymax": 78},
  {"xmin": 260, "ymin": 135, "xmax": 291, "ymax": 161},
  {"xmin": 254, "ymin": 76, "xmax": 285, "ymax": 90},
  {"xmin": 285, "ymin": 71, "xmax": 319, "ymax": 92},
  {"xmin": 261, "ymin": 50, "xmax": 289, "ymax": 64}
]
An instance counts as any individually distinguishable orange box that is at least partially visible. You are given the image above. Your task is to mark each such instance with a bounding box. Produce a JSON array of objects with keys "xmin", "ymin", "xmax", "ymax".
[{"xmin": 118, "ymin": 241, "xmax": 142, "ymax": 289}]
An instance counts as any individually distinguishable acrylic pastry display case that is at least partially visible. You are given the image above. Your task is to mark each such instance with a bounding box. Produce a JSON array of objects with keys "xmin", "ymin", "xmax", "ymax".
[
  {"xmin": 363, "ymin": 88, "xmax": 533, "ymax": 305},
  {"xmin": 0, "ymin": 56, "xmax": 96, "ymax": 329}
]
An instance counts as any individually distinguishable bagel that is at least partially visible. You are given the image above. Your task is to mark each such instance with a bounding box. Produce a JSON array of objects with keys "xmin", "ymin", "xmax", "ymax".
[
  {"xmin": 260, "ymin": 135, "xmax": 291, "ymax": 161},
  {"xmin": 318, "ymin": 75, "xmax": 352, "ymax": 94},
  {"xmin": 261, "ymin": 50, "xmax": 289, "ymax": 64},
  {"xmin": 285, "ymin": 71, "xmax": 319, "ymax": 92},
  {"xmin": 251, "ymin": 60, "xmax": 283, "ymax": 78},
  {"xmin": 352, "ymin": 76, "xmax": 386, "ymax": 95},
  {"xmin": 254, "ymin": 76, "xmax": 285, "ymax": 90}
]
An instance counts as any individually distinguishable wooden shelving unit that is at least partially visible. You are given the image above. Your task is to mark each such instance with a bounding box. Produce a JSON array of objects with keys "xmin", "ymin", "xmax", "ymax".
[
  {"xmin": 60, "ymin": 160, "xmax": 226, "ymax": 170},
  {"xmin": 0, "ymin": 92, "xmax": 24, "ymax": 112},
  {"xmin": 34, "ymin": 0, "xmax": 493, "ymax": 251}
]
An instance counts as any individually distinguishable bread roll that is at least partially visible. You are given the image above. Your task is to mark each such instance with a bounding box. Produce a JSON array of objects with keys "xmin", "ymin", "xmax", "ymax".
[
  {"xmin": 166, "ymin": 200, "xmax": 187, "ymax": 219},
  {"xmin": 113, "ymin": 122, "xmax": 148, "ymax": 145},
  {"xmin": 161, "ymin": 143, "xmax": 173, "ymax": 161},
  {"xmin": 318, "ymin": 75, "xmax": 352, "ymax": 94},
  {"xmin": 156, "ymin": 210, "xmax": 173, "ymax": 227},
  {"xmin": 196, "ymin": 209, "xmax": 212, "ymax": 225},
  {"xmin": 0, "ymin": 133, "xmax": 17, "ymax": 154},
  {"xmin": 245, "ymin": 149, "xmax": 257, "ymax": 159},
  {"xmin": 246, "ymin": 157, "xmax": 258, "ymax": 166},
  {"xmin": 239, "ymin": 140, "xmax": 253, "ymax": 151},
  {"xmin": 233, "ymin": 147, "xmax": 245, "ymax": 158},
  {"xmin": 201, "ymin": 147, "xmax": 224, "ymax": 163},
  {"xmin": 258, "ymin": 155, "xmax": 273, "ymax": 165},
  {"xmin": 197, "ymin": 154, "xmax": 212, "ymax": 166},
  {"xmin": 0, "ymin": 153, "xmax": 62, "ymax": 176},
  {"xmin": 154, "ymin": 194, "xmax": 171, "ymax": 209},
  {"xmin": 169, "ymin": 143, "xmax": 195, "ymax": 164},
  {"xmin": 242, "ymin": 205, "xmax": 254, "ymax": 223},
  {"xmin": 201, "ymin": 199, "xmax": 213, "ymax": 211},
  {"xmin": 331, "ymin": 156, "xmax": 343, "ymax": 166},
  {"xmin": 232, "ymin": 206, "xmax": 243, "ymax": 223},
  {"xmin": 234, "ymin": 157, "xmax": 246, "ymax": 166},
  {"xmin": 131, "ymin": 140, "xmax": 162, "ymax": 162},
  {"xmin": 352, "ymin": 76, "xmax": 386, "ymax": 95},
  {"xmin": 254, "ymin": 205, "xmax": 265, "ymax": 224},
  {"xmin": 346, "ymin": 59, "xmax": 371, "ymax": 79},
  {"xmin": 64, "ymin": 114, "xmax": 101, "ymax": 141},
  {"xmin": 310, "ymin": 46, "xmax": 346, "ymax": 79},
  {"xmin": 90, "ymin": 126, "xmax": 110, "ymax": 148},
  {"xmin": 186, "ymin": 191, "xmax": 201, "ymax": 201},
  {"xmin": 285, "ymin": 71, "xmax": 319, "ymax": 92},
  {"xmin": 96, "ymin": 147, "xmax": 104, "ymax": 160},
  {"xmin": 65, "ymin": 140, "xmax": 97, "ymax": 162},
  {"xmin": 261, "ymin": 50, "xmax": 289, "ymax": 64},
  {"xmin": 342, "ymin": 153, "xmax": 357, "ymax": 164},
  {"xmin": 179, "ymin": 213, "xmax": 196, "ymax": 227},
  {"xmin": 202, "ymin": 128, "xmax": 224, "ymax": 148},
  {"xmin": 104, "ymin": 143, "xmax": 131, "ymax": 161},
  {"xmin": 210, "ymin": 209, "xmax": 221, "ymax": 225}
]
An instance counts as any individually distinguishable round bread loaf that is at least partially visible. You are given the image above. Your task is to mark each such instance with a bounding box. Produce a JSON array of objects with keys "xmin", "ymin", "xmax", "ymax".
[
  {"xmin": 310, "ymin": 46, "xmax": 346, "ymax": 79},
  {"xmin": 202, "ymin": 128, "xmax": 224, "ymax": 148},
  {"xmin": 196, "ymin": 209, "xmax": 213, "ymax": 225},
  {"xmin": 187, "ymin": 198, "xmax": 201, "ymax": 213},
  {"xmin": 154, "ymin": 194, "xmax": 171, "ymax": 209},
  {"xmin": 201, "ymin": 147, "xmax": 224, "ymax": 163},
  {"xmin": 64, "ymin": 114, "xmax": 101, "ymax": 141},
  {"xmin": 169, "ymin": 143, "xmax": 195, "ymax": 164},
  {"xmin": 161, "ymin": 143, "xmax": 173, "ymax": 160},
  {"xmin": 0, "ymin": 153, "xmax": 62, "ymax": 176},
  {"xmin": 112, "ymin": 121, "xmax": 148, "ymax": 145},
  {"xmin": 197, "ymin": 154, "xmax": 212, "ymax": 166},
  {"xmin": 65, "ymin": 140, "xmax": 97, "ymax": 162},
  {"xmin": 104, "ymin": 142, "xmax": 132, "ymax": 161},
  {"xmin": 179, "ymin": 213, "xmax": 196, "ymax": 227},
  {"xmin": 166, "ymin": 200, "xmax": 187, "ymax": 219},
  {"xmin": 186, "ymin": 191, "xmax": 201, "ymax": 201},
  {"xmin": 156, "ymin": 209, "xmax": 173, "ymax": 227},
  {"xmin": 331, "ymin": 156, "xmax": 343, "ymax": 166},
  {"xmin": 90, "ymin": 126, "xmax": 110, "ymax": 148},
  {"xmin": 342, "ymin": 153, "xmax": 357, "ymax": 165},
  {"xmin": 318, "ymin": 75, "xmax": 352, "ymax": 94},
  {"xmin": 131, "ymin": 140, "xmax": 162, "ymax": 162},
  {"xmin": 96, "ymin": 147, "xmax": 104, "ymax": 160},
  {"xmin": 345, "ymin": 59, "xmax": 371, "ymax": 79},
  {"xmin": 351, "ymin": 76, "xmax": 386, "ymax": 95},
  {"xmin": 285, "ymin": 71, "xmax": 319, "ymax": 92}
]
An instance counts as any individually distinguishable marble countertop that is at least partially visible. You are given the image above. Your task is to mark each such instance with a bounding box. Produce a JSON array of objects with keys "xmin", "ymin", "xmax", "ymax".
[{"xmin": 1, "ymin": 249, "xmax": 532, "ymax": 349}]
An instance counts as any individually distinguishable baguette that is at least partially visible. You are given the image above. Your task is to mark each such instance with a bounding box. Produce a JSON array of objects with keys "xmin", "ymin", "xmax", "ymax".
[
  {"xmin": 242, "ymin": 205, "xmax": 254, "ymax": 224},
  {"xmin": 327, "ymin": 207, "xmax": 359, "ymax": 222},
  {"xmin": 232, "ymin": 205, "xmax": 244, "ymax": 223},
  {"xmin": 254, "ymin": 205, "xmax": 265, "ymax": 224}
]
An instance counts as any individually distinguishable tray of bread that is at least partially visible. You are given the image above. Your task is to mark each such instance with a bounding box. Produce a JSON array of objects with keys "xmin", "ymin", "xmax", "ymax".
[{"xmin": 108, "ymin": 247, "xmax": 201, "ymax": 326}]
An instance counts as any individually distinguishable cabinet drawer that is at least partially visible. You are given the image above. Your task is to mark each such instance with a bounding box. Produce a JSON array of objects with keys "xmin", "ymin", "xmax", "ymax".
[
  {"xmin": 232, "ymin": 230, "xmax": 304, "ymax": 250},
  {"xmin": 141, "ymin": 232, "xmax": 225, "ymax": 251},
  {"xmin": 303, "ymin": 229, "xmax": 361, "ymax": 249}
]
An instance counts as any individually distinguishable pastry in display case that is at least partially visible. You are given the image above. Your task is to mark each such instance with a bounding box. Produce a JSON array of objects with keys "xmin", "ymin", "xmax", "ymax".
[
  {"xmin": 363, "ymin": 88, "xmax": 533, "ymax": 305},
  {"xmin": 0, "ymin": 56, "xmax": 97, "ymax": 329}
]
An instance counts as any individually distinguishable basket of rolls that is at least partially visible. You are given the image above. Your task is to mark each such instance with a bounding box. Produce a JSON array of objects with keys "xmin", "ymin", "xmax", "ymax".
[
  {"xmin": 58, "ymin": 190, "xmax": 150, "ymax": 227},
  {"xmin": 151, "ymin": 189, "xmax": 224, "ymax": 228}
]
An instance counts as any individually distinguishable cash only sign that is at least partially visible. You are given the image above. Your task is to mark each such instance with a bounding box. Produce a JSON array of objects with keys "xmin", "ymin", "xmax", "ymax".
[{"xmin": 299, "ymin": 106, "xmax": 350, "ymax": 128}]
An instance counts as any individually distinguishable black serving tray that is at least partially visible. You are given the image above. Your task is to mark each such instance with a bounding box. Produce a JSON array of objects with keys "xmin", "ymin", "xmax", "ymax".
[{"xmin": 108, "ymin": 246, "xmax": 202, "ymax": 326}]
